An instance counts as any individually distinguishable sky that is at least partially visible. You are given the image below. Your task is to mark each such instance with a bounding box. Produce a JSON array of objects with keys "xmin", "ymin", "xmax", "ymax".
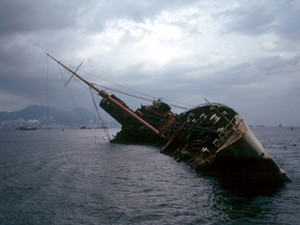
[{"xmin": 0, "ymin": 0, "xmax": 300, "ymax": 126}]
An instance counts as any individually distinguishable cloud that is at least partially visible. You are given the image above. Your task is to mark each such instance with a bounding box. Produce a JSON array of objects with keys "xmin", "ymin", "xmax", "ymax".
[
  {"xmin": 0, "ymin": 0, "xmax": 300, "ymax": 126},
  {"xmin": 273, "ymin": 0, "xmax": 300, "ymax": 41},
  {"xmin": 86, "ymin": 0, "xmax": 198, "ymax": 31},
  {"xmin": 221, "ymin": 0, "xmax": 300, "ymax": 42},
  {"xmin": 222, "ymin": 2, "xmax": 275, "ymax": 35},
  {"xmin": 0, "ymin": 0, "xmax": 78, "ymax": 35},
  {"xmin": 0, "ymin": 0, "xmax": 198, "ymax": 35}
]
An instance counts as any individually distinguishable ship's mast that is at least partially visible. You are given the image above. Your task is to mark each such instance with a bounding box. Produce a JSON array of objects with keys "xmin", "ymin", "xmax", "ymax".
[
  {"xmin": 47, "ymin": 54, "xmax": 166, "ymax": 139},
  {"xmin": 47, "ymin": 54, "xmax": 107, "ymax": 97}
]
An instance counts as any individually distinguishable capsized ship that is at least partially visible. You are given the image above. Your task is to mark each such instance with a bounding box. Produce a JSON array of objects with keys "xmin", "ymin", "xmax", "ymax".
[{"xmin": 48, "ymin": 54, "xmax": 288, "ymax": 181}]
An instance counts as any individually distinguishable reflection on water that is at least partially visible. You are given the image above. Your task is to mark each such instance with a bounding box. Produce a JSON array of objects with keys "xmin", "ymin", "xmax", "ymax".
[
  {"xmin": 216, "ymin": 177, "xmax": 286, "ymax": 197},
  {"xmin": 204, "ymin": 176, "xmax": 288, "ymax": 224}
]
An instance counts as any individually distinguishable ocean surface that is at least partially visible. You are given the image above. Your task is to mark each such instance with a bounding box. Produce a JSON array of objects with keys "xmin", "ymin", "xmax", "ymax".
[{"xmin": 0, "ymin": 127, "xmax": 299, "ymax": 225}]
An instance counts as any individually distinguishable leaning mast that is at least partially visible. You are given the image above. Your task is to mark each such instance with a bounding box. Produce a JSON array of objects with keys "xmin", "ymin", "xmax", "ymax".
[{"xmin": 47, "ymin": 54, "xmax": 167, "ymax": 139}]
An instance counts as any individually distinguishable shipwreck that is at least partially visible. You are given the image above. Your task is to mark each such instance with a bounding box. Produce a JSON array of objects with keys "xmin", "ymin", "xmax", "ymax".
[{"xmin": 48, "ymin": 54, "xmax": 288, "ymax": 181}]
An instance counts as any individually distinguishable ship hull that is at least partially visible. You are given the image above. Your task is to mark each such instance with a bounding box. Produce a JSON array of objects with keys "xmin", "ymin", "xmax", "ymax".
[
  {"xmin": 173, "ymin": 117, "xmax": 287, "ymax": 180},
  {"xmin": 110, "ymin": 102, "xmax": 288, "ymax": 181},
  {"xmin": 194, "ymin": 156, "xmax": 287, "ymax": 179}
]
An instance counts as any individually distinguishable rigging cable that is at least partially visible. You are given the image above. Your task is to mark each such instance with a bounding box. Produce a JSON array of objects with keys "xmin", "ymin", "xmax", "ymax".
[
  {"xmin": 56, "ymin": 64, "xmax": 104, "ymax": 145},
  {"xmin": 89, "ymin": 86, "xmax": 111, "ymax": 141},
  {"xmin": 67, "ymin": 66, "xmax": 194, "ymax": 110},
  {"xmin": 92, "ymin": 83, "xmax": 189, "ymax": 110},
  {"xmin": 46, "ymin": 57, "xmax": 50, "ymax": 148}
]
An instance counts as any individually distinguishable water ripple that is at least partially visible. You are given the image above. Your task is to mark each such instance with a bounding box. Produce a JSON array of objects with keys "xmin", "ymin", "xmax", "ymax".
[{"xmin": 0, "ymin": 128, "xmax": 299, "ymax": 225}]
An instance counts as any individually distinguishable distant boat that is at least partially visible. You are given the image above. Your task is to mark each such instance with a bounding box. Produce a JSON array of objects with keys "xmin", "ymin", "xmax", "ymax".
[
  {"xmin": 19, "ymin": 126, "xmax": 37, "ymax": 130},
  {"xmin": 19, "ymin": 119, "xmax": 38, "ymax": 130},
  {"xmin": 290, "ymin": 126, "xmax": 293, "ymax": 130},
  {"xmin": 80, "ymin": 125, "xmax": 108, "ymax": 129}
]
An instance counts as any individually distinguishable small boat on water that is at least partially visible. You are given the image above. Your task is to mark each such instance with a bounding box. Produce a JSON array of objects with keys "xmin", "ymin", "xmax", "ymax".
[
  {"xmin": 48, "ymin": 54, "xmax": 288, "ymax": 181},
  {"xmin": 18, "ymin": 120, "xmax": 38, "ymax": 130},
  {"xmin": 19, "ymin": 126, "xmax": 37, "ymax": 130}
]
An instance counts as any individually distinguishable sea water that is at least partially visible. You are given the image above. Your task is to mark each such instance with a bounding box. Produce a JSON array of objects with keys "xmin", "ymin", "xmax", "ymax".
[{"xmin": 0, "ymin": 127, "xmax": 299, "ymax": 225}]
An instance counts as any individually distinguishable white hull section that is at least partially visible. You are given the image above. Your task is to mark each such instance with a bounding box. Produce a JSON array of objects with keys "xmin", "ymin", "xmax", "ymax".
[{"xmin": 216, "ymin": 118, "xmax": 270, "ymax": 159}]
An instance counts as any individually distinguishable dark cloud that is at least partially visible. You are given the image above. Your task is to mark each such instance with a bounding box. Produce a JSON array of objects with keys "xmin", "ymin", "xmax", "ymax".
[
  {"xmin": 0, "ymin": 0, "xmax": 79, "ymax": 35},
  {"xmin": 222, "ymin": 0, "xmax": 300, "ymax": 42},
  {"xmin": 223, "ymin": 4, "xmax": 275, "ymax": 35},
  {"xmin": 86, "ymin": 0, "xmax": 198, "ymax": 32},
  {"xmin": 0, "ymin": 0, "xmax": 198, "ymax": 35},
  {"xmin": 274, "ymin": 0, "xmax": 300, "ymax": 40}
]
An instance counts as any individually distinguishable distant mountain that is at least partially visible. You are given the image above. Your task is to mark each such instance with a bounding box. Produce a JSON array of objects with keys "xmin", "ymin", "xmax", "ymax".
[{"xmin": 0, "ymin": 105, "xmax": 100, "ymax": 128}]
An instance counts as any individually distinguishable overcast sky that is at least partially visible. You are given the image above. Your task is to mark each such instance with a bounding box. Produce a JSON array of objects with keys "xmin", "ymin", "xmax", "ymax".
[{"xmin": 0, "ymin": 0, "xmax": 299, "ymax": 126}]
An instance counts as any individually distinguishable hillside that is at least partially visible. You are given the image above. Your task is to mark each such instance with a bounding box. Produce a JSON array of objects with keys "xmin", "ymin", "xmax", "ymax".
[{"xmin": 0, "ymin": 105, "xmax": 104, "ymax": 129}]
